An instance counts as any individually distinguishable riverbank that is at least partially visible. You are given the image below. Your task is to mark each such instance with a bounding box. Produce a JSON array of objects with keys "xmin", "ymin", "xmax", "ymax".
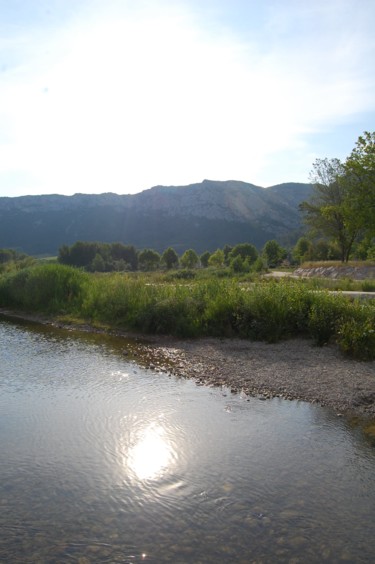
[{"xmin": 1, "ymin": 308, "xmax": 374, "ymax": 421}]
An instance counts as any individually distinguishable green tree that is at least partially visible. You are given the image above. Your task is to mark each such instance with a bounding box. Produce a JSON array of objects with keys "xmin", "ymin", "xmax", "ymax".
[
  {"xmin": 223, "ymin": 244, "xmax": 233, "ymax": 265},
  {"xmin": 229, "ymin": 243, "xmax": 258, "ymax": 265},
  {"xmin": 138, "ymin": 249, "xmax": 161, "ymax": 271},
  {"xmin": 300, "ymin": 158, "xmax": 359, "ymax": 262},
  {"xmin": 344, "ymin": 131, "xmax": 375, "ymax": 237},
  {"xmin": 200, "ymin": 251, "xmax": 211, "ymax": 268},
  {"xmin": 208, "ymin": 249, "xmax": 225, "ymax": 267},
  {"xmin": 180, "ymin": 249, "xmax": 199, "ymax": 269},
  {"xmin": 58, "ymin": 241, "xmax": 98, "ymax": 268},
  {"xmin": 110, "ymin": 243, "xmax": 138, "ymax": 270},
  {"xmin": 292, "ymin": 237, "xmax": 312, "ymax": 264},
  {"xmin": 161, "ymin": 247, "xmax": 179, "ymax": 269},
  {"xmin": 262, "ymin": 240, "xmax": 286, "ymax": 267},
  {"xmin": 230, "ymin": 255, "xmax": 245, "ymax": 273},
  {"xmin": 91, "ymin": 253, "xmax": 106, "ymax": 272}
]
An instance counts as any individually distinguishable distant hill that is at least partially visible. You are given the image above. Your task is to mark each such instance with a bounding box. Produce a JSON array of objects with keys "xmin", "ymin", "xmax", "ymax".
[{"xmin": 0, "ymin": 179, "xmax": 312, "ymax": 255}]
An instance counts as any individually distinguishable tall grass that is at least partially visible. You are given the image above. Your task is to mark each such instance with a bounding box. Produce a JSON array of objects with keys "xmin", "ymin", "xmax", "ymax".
[
  {"xmin": 0, "ymin": 263, "xmax": 88, "ymax": 313},
  {"xmin": 0, "ymin": 264, "xmax": 374, "ymax": 359}
]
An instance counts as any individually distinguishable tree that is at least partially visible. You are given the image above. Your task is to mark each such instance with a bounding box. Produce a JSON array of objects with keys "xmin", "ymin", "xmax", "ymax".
[
  {"xmin": 138, "ymin": 249, "xmax": 161, "ymax": 271},
  {"xmin": 180, "ymin": 249, "xmax": 199, "ymax": 269},
  {"xmin": 110, "ymin": 243, "xmax": 138, "ymax": 270},
  {"xmin": 58, "ymin": 241, "xmax": 98, "ymax": 267},
  {"xmin": 208, "ymin": 249, "xmax": 225, "ymax": 267},
  {"xmin": 223, "ymin": 244, "xmax": 233, "ymax": 265},
  {"xmin": 344, "ymin": 131, "xmax": 375, "ymax": 237},
  {"xmin": 200, "ymin": 251, "xmax": 210, "ymax": 268},
  {"xmin": 262, "ymin": 240, "xmax": 286, "ymax": 267},
  {"xmin": 300, "ymin": 158, "xmax": 359, "ymax": 262},
  {"xmin": 230, "ymin": 255, "xmax": 246, "ymax": 273},
  {"xmin": 161, "ymin": 247, "xmax": 179, "ymax": 269},
  {"xmin": 90, "ymin": 253, "xmax": 106, "ymax": 272},
  {"xmin": 292, "ymin": 237, "xmax": 312, "ymax": 264},
  {"xmin": 228, "ymin": 243, "xmax": 258, "ymax": 265}
]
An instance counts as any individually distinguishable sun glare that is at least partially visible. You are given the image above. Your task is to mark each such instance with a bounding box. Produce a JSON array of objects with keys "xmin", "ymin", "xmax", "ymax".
[{"xmin": 128, "ymin": 423, "xmax": 175, "ymax": 481}]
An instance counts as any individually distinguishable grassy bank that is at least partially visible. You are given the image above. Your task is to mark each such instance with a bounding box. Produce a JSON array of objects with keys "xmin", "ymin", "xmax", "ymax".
[{"xmin": 0, "ymin": 263, "xmax": 374, "ymax": 360}]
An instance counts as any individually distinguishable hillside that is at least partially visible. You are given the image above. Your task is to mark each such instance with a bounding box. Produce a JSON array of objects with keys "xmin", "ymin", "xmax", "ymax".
[{"xmin": 0, "ymin": 180, "xmax": 312, "ymax": 255}]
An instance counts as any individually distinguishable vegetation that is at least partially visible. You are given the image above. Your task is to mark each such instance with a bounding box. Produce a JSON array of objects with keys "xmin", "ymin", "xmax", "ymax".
[
  {"xmin": 161, "ymin": 247, "xmax": 179, "ymax": 269},
  {"xmin": 0, "ymin": 248, "xmax": 35, "ymax": 273},
  {"xmin": 59, "ymin": 241, "xmax": 138, "ymax": 271},
  {"xmin": 262, "ymin": 240, "xmax": 287, "ymax": 267},
  {"xmin": 300, "ymin": 131, "xmax": 375, "ymax": 262},
  {"xmin": 179, "ymin": 249, "xmax": 200, "ymax": 269},
  {"xmin": 1, "ymin": 130, "xmax": 374, "ymax": 360},
  {"xmin": 0, "ymin": 263, "xmax": 374, "ymax": 360}
]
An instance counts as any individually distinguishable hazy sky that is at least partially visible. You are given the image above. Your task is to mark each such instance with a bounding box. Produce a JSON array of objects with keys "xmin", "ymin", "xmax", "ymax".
[{"xmin": 0, "ymin": 0, "xmax": 374, "ymax": 197}]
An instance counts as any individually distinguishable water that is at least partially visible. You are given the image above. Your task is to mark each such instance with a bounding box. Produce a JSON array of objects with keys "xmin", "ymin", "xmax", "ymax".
[{"xmin": 0, "ymin": 316, "xmax": 374, "ymax": 563}]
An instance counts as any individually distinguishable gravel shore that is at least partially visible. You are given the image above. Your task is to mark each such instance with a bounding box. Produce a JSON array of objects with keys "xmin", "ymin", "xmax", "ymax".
[
  {"xmin": 1, "ymin": 309, "xmax": 374, "ymax": 420},
  {"xmin": 142, "ymin": 335, "xmax": 375, "ymax": 419}
]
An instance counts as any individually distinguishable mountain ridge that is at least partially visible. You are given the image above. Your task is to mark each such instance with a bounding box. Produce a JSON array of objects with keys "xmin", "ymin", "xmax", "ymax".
[{"xmin": 0, "ymin": 180, "xmax": 312, "ymax": 255}]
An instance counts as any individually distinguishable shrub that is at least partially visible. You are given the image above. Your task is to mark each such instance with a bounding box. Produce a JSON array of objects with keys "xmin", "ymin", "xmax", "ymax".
[
  {"xmin": 237, "ymin": 281, "xmax": 312, "ymax": 342},
  {"xmin": 337, "ymin": 313, "xmax": 375, "ymax": 360},
  {"xmin": 307, "ymin": 292, "xmax": 349, "ymax": 346},
  {"xmin": 0, "ymin": 264, "xmax": 88, "ymax": 313}
]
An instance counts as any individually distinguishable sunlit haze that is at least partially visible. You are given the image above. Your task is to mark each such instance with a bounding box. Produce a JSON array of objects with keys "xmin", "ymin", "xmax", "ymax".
[{"xmin": 0, "ymin": 0, "xmax": 374, "ymax": 197}]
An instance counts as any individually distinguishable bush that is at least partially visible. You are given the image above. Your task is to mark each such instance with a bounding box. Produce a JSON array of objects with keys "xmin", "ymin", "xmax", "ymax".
[
  {"xmin": 236, "ymin": 281, "xmax": 312, "ymax": 342},
  {"xmin": 165, "ymin": 269, "xmax": 196, "ymax": 280},
  {"xmin": 0, "ymin": 264, "xmax": 88, "ymax": 313},
  {"xmin": 337, "ymin": 313, "xmax": 375, "ymax": 360},
  {"xmin": 307, "ymin": 292, "xmax": 349, "ymax": 346}
]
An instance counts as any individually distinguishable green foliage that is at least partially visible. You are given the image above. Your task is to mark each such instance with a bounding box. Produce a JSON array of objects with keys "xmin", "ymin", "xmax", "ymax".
[
  {"xmin": 301, "ymin": 158, "xmax": 358, "ymax": 262},
  {"xmin": 252, "ymin": 257, "xmax": 266, "ymax": 273},
  {"xmin": 223, "ymin": 244, "xmax": 233, "ymax": 264},
  {"xmin": 307, "ymin": 292, "xmax": 348, "ymax": 345},
  {"xmin": 230, "ymin": 255, "xmax": 245, "ymax": 273},
  {"xmin": 200, "ymin": 251, "xmax": 211, "ymax": 268},
  {"xmin": 58, "ymin": 241, "xmax": 138, "ymax": 271},
  {"xmin": 292, "ymin": 237, "xmax": 312, "ymax": 264},
  {"xmin": 361, "ymin": 280, "xmax": 375, "ymax": 292},
  {"xmin": 165, "ymin": 269, "xmax": 197, "ymax": 280},
  {"xmin": 138, "ymin": 249, "xmax": 161, "ymax": 271},
  {"xmin": 229, "ymin": 243, "xmax": 258, "ymax": 265},
  {"xmin": 161, "ymin": 247, "xmax": 179, "ymax": 269},
  {"xmin": 262, "ymin": 240, "xmax": 286, "ymax": 267},
  {"xmin": 337, "ymin": 310, "xmax": 375, "ymax": 360},
  {"xmin": 236, "ymin": 281, "xmax": 313, "ymax": 342},
  {"xmin": 1, "ymin": 265, "xmax": 374, "ymax": 360},
  {"xmin": 91, "ymin": 253, "xmax": 106, "ymax": 272},
  {"xmin": 344, "ymin": 131, "xmax": 375, "ymax": 238},
  {"xmin": 203, "ymin": 280, "xmax": 243, "ymax": 336},
  {"xmin": 0, "ymin": 248, "xmax": 35, "ymax": 273},
  {"xmin": 301, "ymin": 133, "xmax": 375, "ymax": 262},
  {"xmin": 180, "ymin": 249, "xmax": 199, "ymax": 269},
  {"xmin": 0, "ymin": 264, "xmax": 88, "ymax": 313},
  {"xmin": 208, "ymin": 249, "xmax": 225, "ymax": 267}
]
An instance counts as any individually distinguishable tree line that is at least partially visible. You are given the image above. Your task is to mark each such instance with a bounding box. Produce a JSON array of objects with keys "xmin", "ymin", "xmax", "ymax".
[{"xmin": 57, "ymin": 240, "xmax": 292, "ymax": 273}]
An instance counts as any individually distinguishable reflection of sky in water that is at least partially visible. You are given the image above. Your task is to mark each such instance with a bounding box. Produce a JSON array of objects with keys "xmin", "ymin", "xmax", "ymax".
[{"xmin": 128, "ymin": 423, "xmax": 175, "ymax": 480}]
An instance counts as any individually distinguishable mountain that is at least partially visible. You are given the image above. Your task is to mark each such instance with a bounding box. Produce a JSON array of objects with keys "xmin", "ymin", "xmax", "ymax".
[{"xmin": 0, "ymin": 179, "xmax": 312, "ymax": 255}]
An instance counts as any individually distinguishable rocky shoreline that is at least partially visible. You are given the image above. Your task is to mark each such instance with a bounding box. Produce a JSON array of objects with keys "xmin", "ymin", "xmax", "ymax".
[{"xmin": 1, "ymin": 308, "xmax": 374, "ymax": 421}]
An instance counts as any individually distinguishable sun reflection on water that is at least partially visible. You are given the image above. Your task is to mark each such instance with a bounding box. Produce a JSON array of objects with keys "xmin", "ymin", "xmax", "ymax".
[{"xmin": 128, "ymin": 423, "xmax": 175, "ymax": 480}]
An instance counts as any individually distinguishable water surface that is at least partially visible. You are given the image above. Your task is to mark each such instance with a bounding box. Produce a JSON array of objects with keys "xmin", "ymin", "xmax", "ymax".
[{"xmin": 0, "ymin": 317, "xmax": 374, "ymax": 563}]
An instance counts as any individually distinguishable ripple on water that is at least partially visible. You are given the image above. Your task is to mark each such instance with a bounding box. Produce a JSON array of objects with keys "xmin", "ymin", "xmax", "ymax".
[{"xmin": 1, "ymin": 317, "xmax": 375, "ymax": 563}]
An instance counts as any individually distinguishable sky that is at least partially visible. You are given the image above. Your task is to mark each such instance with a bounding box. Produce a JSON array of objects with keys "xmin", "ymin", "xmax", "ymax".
[{"xmin": 0, "ymin": 0, "xmax": 374, "ymax": 197}]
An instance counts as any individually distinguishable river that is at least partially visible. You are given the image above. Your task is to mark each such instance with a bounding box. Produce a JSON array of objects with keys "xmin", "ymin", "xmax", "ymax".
[{"xmin": 0, "ymin": 316, "xmax": 374, "ymax": 563}]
